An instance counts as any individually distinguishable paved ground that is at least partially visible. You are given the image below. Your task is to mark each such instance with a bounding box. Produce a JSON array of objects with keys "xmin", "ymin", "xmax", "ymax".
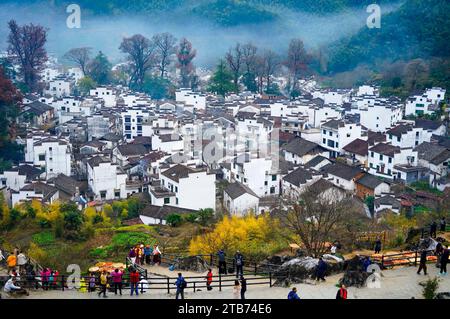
[{"xmin": 3, "ymin": 265, "xmax": 449, "ymax": 299}]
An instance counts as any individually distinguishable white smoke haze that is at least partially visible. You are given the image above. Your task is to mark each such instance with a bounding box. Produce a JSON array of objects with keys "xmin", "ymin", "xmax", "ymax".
[{"xmin": 0, "ymin": 1, "xmax": 402, "ymax": 68}]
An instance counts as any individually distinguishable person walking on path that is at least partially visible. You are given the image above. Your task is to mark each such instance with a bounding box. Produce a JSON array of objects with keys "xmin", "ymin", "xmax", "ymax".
[
  {"xmin": 288, "ymin": 287, "xmax": 300, "ymax": 299},
  {"xmin": 430, "ymin": 221, "xmax": 437, "ymax": 238},
  {"xmin": 316, "ymin": 257, "xmax": 327, "ymax": 282},
  {"xmin": 336, "ymin": 284, "xmax": 348, "ymax": 300},
  {"xmin": 153, "ymin": 244, "xmax": 162, "ymax": 265},
  {"xmin": 233, "ymin": 280, "xmax": 240, "ymax": 299},
  {"xmin": 6, "ymin": 252, "xmax": 17, "ymax": 274},
  {"xmin": 97, "ymin": 270, "xmax": 108, "ymax": 298},
  {"xmin": 88, "ymin": 273, "xmax": 96, "ymax": 292},
  {"xmin": 17, "ymin": 251, "xmax": 27, "ymax": 274},
  {"xmin": 111, "ymin": 268, "xmax": 123, "ymax": 295},
  {"xmin": 128, "ymin": 247, "xmax": 136, "ymax": 265},
  {"xmin": 234, "ymin": 251, "xmax": 244, "ymax": 278},
  {"xmin": 130, "ymin": 269, "xmax": 140, "ymax": 296},
  {"xmin": 374, "ymin": 238, "xmax": 382, "ymax": 254},
  {"xmin": 206, "ymin": 268, "xmax": 213, "ymax": 291},
  {"xmin": 175, "ymin": 273, "xmax": 186, "ymax": 299},
  {"xmin": 440, "ymin": 217, "xmax": 446, "ymax": 232},
  {"xmin": 240, "ymin": 275, "xmax": 247, "ymax": 300},
  {"xmin": 417, "ymin": 250, "xmax": 428, "ymax": 275},
  {"xmin": 144, "ymin": 245, "xmax": 153, "ymax": 265},
  {"xmin": 218, "ymin": 249, "xmax": 227, "ymax": 274},
  {"xmin": 440, "ymin": 246, "xmax": 449, "ymax": 275}
]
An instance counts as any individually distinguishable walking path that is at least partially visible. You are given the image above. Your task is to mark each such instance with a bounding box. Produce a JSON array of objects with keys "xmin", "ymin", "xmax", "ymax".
[{"xmin": 5, "ymin": 265, "xmax": 449, "ymax": 299}]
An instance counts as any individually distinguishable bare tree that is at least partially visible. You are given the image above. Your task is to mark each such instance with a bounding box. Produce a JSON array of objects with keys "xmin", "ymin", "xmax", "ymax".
[
  {"xmin": 225, "ymin": 43, "xmax": 243, "ymax": 93},
  {"xmin": 284, "ymin": 39, "xmax": 310, "ymax": 93},
  {"xmin": 7, "ymin": 20, "xmax": 48, "ymax": 91},
  {"xmin": 241, "ymin": 42, "xmax": 258, "ymax": 74},
  {"xmin": 278, "ymin": 182, "xmax": 358, "ymax": 257},
  {"xmin": 176, "ymin": 38, "xmax": 197, "ymax": 89},
  {"xmin": 153, "ymin": 32, "xmax": 177, "ymax": 78},
  {"xmin": 261, "ymin": 49, "xmax": 280, "ymax": 92},
  {"xmin": 119, "ymin": 34, "xmax": 156, "ymax": 90},
  {"xmin": 63, "ymin": 47, "xmax": 92, "ymax": 76}
]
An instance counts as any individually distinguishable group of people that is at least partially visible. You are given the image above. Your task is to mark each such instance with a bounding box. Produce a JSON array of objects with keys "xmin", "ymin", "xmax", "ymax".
[
  {"xmin": 287, "ymin": 284, "xmax": 348, "ymax": 300},
  {"xmin": 429, "ymin": 217, "xmax": 446, "ymax": 238},
  {"xmin": 128, "ymin": 244, "xmax": 162, "ymax": 266},
  {"xmin": 1, "ymin": 249, "xmax": 30, "ymax": 296},
  {"xmin": 217, "ymin": 249, "xmax": 245, "ymax": 278},
  {"xmin": 418, "ymin": 242, "xmax": 449, "ymax": 275}
]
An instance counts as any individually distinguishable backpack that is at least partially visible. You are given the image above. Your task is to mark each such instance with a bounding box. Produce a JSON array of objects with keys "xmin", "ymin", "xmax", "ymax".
[
  {"xmin": 236, "ymin": 257, "xmax": 242, "ymax": 266},
  {"xmin": 181, "ymin": 279, "xmax": 187, "ymax": 289}
]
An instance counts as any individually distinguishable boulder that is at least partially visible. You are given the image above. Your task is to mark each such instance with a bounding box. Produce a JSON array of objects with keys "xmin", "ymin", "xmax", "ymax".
[
  {"xmin": 171, "ymin": 256, "xmax": 209, "ymax": 272},
  {"xmin": 436, "ymin": 292, "xmax": 450, "ymax": 299},
  {"xmin": 273, "ymin": 256, "xmax": 344, "ymax": 286},
  {"xmin": 339, "ymin": 270, "xmax": 370, "ymax": 288}
]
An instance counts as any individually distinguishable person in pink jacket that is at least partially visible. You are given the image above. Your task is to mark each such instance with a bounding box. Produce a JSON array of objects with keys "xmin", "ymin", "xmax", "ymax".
[
  {"xmin": 110, "ymin": 268, "xmax": 123, "ymax": 295},
  {"xmin": 40, "ymin": 268, "xmax": 51, "ymax": 290}
]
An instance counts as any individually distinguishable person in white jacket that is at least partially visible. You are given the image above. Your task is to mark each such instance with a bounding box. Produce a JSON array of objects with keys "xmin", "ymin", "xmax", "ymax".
[
  {"xmin": 4, "ymin": 277, "xmax": 28, "ymax": 296},
  {"xmin": 17, "ymin": 251, "xmax": 27, "ymax": 273}
]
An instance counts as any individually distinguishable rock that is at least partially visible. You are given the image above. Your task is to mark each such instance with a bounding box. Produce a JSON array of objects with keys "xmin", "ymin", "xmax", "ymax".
[
  {"xmin": 171, "ymin": 256, "xmax": 209, "ymax": 272},
  {"xmin": 436, "ymin": 292, "xmax": 450, "ymax": 299},
  {"xmin": 339, "ymin": 270, "xmax": 370, "ymax": 288},
  {"xmin": 272, "ymin": 256, "xmax": 344, "ymax": 286}
]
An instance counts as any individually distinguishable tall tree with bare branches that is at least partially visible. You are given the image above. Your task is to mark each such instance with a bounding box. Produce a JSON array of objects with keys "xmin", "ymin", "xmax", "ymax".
[
  {"xmin": 225, "ymin": 43, "xmax": 243, "ymax": 93},
  {"xmin": 7, "ymin": 20, "xmax": 48, "ymax": 91},
  {"xmin": 176, "ymin": 38, "xmax": 196, "ymax": 89},
  {"xmin": 119, "ymin": 34, "xmax": 156, "ymax": 90},
  {"xmin": 63, "ymin": 47, "xmax": 92, "ymax": 76},
  {"xmin": 261, "ymin": 49, "xmax": 280, "ymax": 93},
  {"xmin": 284, "ymin": 39, "xmax": 311, "ymax": 94},
  {"xmin": 278, "ymin": 182, "xmax": 358, "ymax": 257},
  {"xmin": 153, "ymin": 32, "xmax": 177, "ymax": 79}
]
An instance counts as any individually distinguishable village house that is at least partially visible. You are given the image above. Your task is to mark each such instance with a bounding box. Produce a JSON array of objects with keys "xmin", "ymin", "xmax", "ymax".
[
  {"xmin": 282, "ymin": 137, "xmax": 328, "ymax": 165},
  {"xmin": 87, "ymin": 156, "xmax": 127, "ymax": 201},
  {"xmin": 322, "ymin": 162, "xmax": 365, "ymax": 192},
  {"xmin": 354, "ymin": 173, "xmax": 391, "ymax": 199},
  {"xmin": 223, "ymin": 182, "xmax": 260, "ymax": 216},
  {"xmin": 11, "ymin": 182, "xmax": 59, "ymax": 207},
  {"xmin": 90, "ymin": 86, "xmax": 117, "ymax": 107},
  {"xmin": 0, "ymin": 164, "xmax": 43, "ymax": 192},
  {"xmin": 386, "ymin": 124, "xmax": 432, "ymax": 148},
  {"xmin": 282, "ymin": 166, "xmax": 323, "ymax": 196},
  {"xmin": 414, "ymin": 142, "xmax": 450, "ymax": 183},
  {"xmin": 321, "ymin": 119, "xmax": 362, "ymax": 158},
  {"xmin": 404, "ymin": 87, "xmax": 446, "ymax": 116}
]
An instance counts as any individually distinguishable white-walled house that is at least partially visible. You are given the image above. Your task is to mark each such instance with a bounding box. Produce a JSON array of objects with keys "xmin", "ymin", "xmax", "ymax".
[
  {"xmin": 414, "ymin": 142, "xmax": 450, "ymax": 183},
  {"xmin": 321, "ymin": 120, "xmax": 362, "ymax": 158},
  {"xmin": 158, "ymin": 164, "xmax": 216, "ymax": 211},
  {"xmin": 223, "ymin": 182, "xmax": 260, "ymax": 216},
  {"xmin": 151, "ymin": 134, "xmax": 184, "ymax": 154},
  {"xmin": 121, "ymin": 107, "xmax": 153, "ymax": 141},
  {"xmin": 87, "ymin": 156, "xmax": 127, "ymax": 201},
  {"xmin": 282, "ymin": 166, "xmax": 323, "ymax": 196},
  {"xmin": 90, "ymin": 86, "xmax": 117, "ymax": 107},
  {"xmin": 282, "ymin": 137, "xmax": 328, "ymax": 165},
  {"xmin": 322, "ymin": 162, "xmax": 364, "ymax": 192},
  {"xmin": 26, "ymin": 137, "xmax": 72, "ymax": 180},
  {"xmin": 360, "ymin": 102, "xmax": 403, "ymax": 132},
  {"xmin": 368, "ymin": 143, "xmax": 419, "ymax": 181},
  {"xmin": 405, "ymin": 87, "xmax": 446, "ymax": 116},
  {"xmin": 175, "ymin": 89, "xmax": 206, "ymax": 110},
  {"xmin": 386, "ymin": 124, "xmax": 432, "ymax": 148},
  {"xmin": 0, "ymin": 164, "xmax": 43, "ymax": 192},
  {"xmin": 11, "ymin": 182, "xmax": 59, "ymax": 207}
]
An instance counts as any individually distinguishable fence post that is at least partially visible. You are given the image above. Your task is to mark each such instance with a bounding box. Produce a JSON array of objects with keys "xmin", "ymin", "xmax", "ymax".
[
  {"xmin": 167, "ymin": 278, "xmax": 170, "ymax": 294},
  {"xmin": 414, "ymin": 251, "xmax": 418, "ymax": 267},
  {"xmin": 126, "ymin": 257, "xmax": 128, "ymax": 269},
  {"xmin": 219, "ymin": 273, "xmax": 222, "ymax": 292},
  {"xmin": 61, "ymin": 275, "xmax": 64, "ymax": 291},
  {"xmin": 210, "ymin": 254, "xmax": 213, "ymax": 267},
  {"xmin": 269, "ymin": 272, "xmax": 272, "ymax": 288},
  {"xmin": 193, "ymin": 281, "xmax": 196, "ymax": 293},
  {"xmin": 141, "ymin": 281, "xmax": 144, "ymax": 294},
  {"xmin": 145, "ymin": 269, "xmax": 148, "ymax": 280},
  {"xmin": 254, "ymin": 263, "xmax": 257, "ymax": 276},
  {"xmin": 381, "ymin": 255, "xmax": 384, "ymax": 269}
]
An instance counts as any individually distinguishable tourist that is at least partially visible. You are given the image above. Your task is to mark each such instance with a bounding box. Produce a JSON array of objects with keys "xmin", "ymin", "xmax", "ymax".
[
  {"xmin": 17, "ymin": 251, "xmax": 27, "ymax": 274},
  {"xmin": 233, "ymin": 280, "xmax": 240, "ymax": 299},
  {"xmin": 234, "ymin": 251, "xmax": 244, "ymax": 278},
  {"xmin": 330, "ymin": 245, "xmax": 337, "ymax": 255},
  {"xmin": 153, "ymin": 244, "xmax": 162, "ymax": 265},
  {"xmin": 128, "ymin": 247, "xmax": 136, "ymax": 265},
  {"xmin": 336, "ymin": 284, "xmax": 348, "ymax": 300},
  {"xmin": 48, "ymin": 270, "xmax": 54, "ymax": 289},
  {"xmin": 430, "ymin": 221, "xmax": 437, "ymax": 238},
  {"xmin": 287, "ymin": 287, "xmax": 300, "ymax": 300},
  {"xmin": 206, "ymin": 268, "xmax": 213, "ymax": 291},
  {"xmin": 134, "ymin": 245, "xmax": 141, "ymax": 265},
  {"xmin": 40, "ymin": 268, "xmax": 50, "ymax": 290},
  {"xmin": 88, "ymin": 273, "xmax": 96, "ymax": 292},
  {"xmin": 130, "ymin": 268, "xmax": 140, "ymax": 296},
  {"xmin": 316, "ymin": 257, "xmax": 327, "ymax": 282},
  {"xmin": 240, "ymin": 275, "xmax": 247, "ymax": 300},
  {"xmin": 139, "ymin": 276, "xmax": 150, "ymax": 293},
  {"xmin": 3, "ymin": 277, "xmax": 28, "ymax": 296},
  {"xmin": 374, "ymin": 238, "xmax": 382, "ymax": 254},
  {"xmin": 218, "ymin": 249, "xmax": 227, "ymax": 274},
  {"xmin": 6, "ymin": 252, "xmax": 17, "ymax": 274},
  {"xmin": 97, "ymin": 270, "xmax": 108, "ymax": 298},
  {"xmin": 144, "ymin": 244, "xmax": 153, "ymax": 265},
  {"xmin": 111, "ymin": 268, "xmax": 123, "ymax": 295},
  {"xmin": 417, "ymin": 250, "xmax": 428, "ymax": 275},
  {"xmin": 0, "ymin": 249, "xmax": 5, "ymax": 266},
  {"xmin": 175, "ymin": 273, "xmax": 186, "ymax": 299},
  {"xmin": 440, "ymin": 246, "xmax": 449, "ymax": 275},
  {"xmin": 25, "ymin": 265, "xmax": 37, "ymax": 289},
  {"xmin": 440, "ymin": 217, "xmax": 446, "ymax": 232}
]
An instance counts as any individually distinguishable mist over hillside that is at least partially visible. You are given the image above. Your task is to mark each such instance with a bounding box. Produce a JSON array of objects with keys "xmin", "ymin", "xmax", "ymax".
[{"xmin": 0, "ymin": 1, "xmax": 401, "ymax": 67}]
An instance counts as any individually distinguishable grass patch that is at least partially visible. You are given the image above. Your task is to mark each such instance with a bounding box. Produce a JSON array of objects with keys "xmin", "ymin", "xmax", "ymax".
[{"xmin": 32, "ymin": 231, "xmax": 55, "ymax": 246}]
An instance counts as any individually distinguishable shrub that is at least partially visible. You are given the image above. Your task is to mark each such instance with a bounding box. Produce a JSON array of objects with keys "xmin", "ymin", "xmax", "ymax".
[
  {"xmin": 421, "ymin": 277, "xmax": 440, "ymax": 299},
  {"xmin": 183, "ymin": 213, "xmax": 198, "ymax": 223},
  {"xmin": 167, "ymin": 213, "xmax": 183, "ymax": 227}
]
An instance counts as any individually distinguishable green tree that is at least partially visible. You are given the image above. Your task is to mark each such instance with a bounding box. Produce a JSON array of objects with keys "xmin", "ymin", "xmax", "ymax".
[
  {"xmin": 242, "ymin": 72, "xmax": 258, "ymax": 92},
  {"xmin": 198, "ymin": 208, "xmax": 214, "ymax": 226},
  {"xmin": 142, "ymin": 76, "xmax": 172, "ymax": 99},
  {"xmin": 208, "ymin": 60, "xmax": 234, "ymax": 96},
  {"xmin": 166, "ymin": 213, "xmax": 183, "ymax": 227},
  {"xmin": 87, "ymin": 51, "xmax": 112, "ymax": 85},
  {"xmin": 77, "ymin": 76, "xmax": 97, "ymax": 95}
]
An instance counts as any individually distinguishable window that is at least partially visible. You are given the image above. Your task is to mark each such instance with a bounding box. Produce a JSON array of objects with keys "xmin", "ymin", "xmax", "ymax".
[
  {"xmin": 329, "ymin": 131, "xmax": 332, "ymax": 136},
  {"xmin": 387, "ymin": 169, "xmax": 391, "ymax": 175},
  {"xmin": 416, "ymin": 131, "xmax": 419, "ymax": 137},
  {"xmin": 397, "ymin": 136, "xmax": 400, "ymax": 142},
  {"xmin": 175, "ymin": 186, "xmax": 178, "ymax": 193},
  {"xmin": 388, "ymin": 157, "xmax": 392, "ymax": 164},
  {"xmin": 379, "ymin": 154, "xmax": 383, "ymax": 161},
  {"xmin": 114, "ymin": 190, "xmax": 120, "ymax": 198},
  {"xmin": 371, "ymin": 152, "xmax": 374, "ymax": 158},
  {"xmin": 323, "ymin": 138, "xmax": 326, "ymax": 144},
  {"xmin": 100, "ymin": 191, "xmax": 106, "ymax": 199},
  {"xmin": 39, "ymin": 154, "xmax": 45, "ymax": 161},
  {"xmin": 164, "ymin": 198, "xmax": 170, "ymax": 204},
  {"xmin": 264, "ymin": 181, "xmax": 268, "ymax": 186},
  {"xmin": 347, "ymin": 133, "xmax": 350, "ymax": 137},
  {"xmin": 336, "ymin": 142, "xmax": 339, "ymax": 148},
  {"xmin": 176, "ymin": 198, "xmax": 179, "ymax": 205},
  {"xmin": 389, "ymin": 134, "xmax": 392, "ymax": 140},
  {"xmin": 323, "ymin": 130, "xmax": 326, "ymax": 135},
  {"xmin": 272, "ymin": 175, "xmax": 277, "ymax": 181},
  {"xmin": 125, "ymin": 117, "xmax": 131, "ymax": 122},
  {"xmin": 270, "ymin": 187, "xmax": 276, "ymax": 194},
  {"xmin": 370, "ymin": 163, "xmax": 373, "ymax": 168}
]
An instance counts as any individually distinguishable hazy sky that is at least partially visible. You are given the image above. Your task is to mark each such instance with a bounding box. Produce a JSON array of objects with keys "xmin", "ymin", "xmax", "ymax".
[{"xmin": 0, "ymin": 2, "xmax": 401, "ymax": 68}]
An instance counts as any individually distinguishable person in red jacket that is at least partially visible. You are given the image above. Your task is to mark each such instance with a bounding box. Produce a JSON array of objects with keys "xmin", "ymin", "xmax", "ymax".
[
  {"xmin": 336, "ymin": 284, "xmax": 348, "ymax": 300},
  {"xmin": 206, "ymin": 268, "xmax": 213, "ymax": 291},
  {"xmin": 129, "ymin": 269, "xmax": 140, "ymax": 296}
]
